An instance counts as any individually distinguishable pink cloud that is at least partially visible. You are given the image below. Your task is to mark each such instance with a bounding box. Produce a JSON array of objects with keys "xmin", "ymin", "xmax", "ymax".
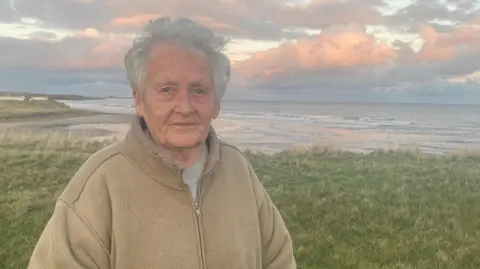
[
  {"xmin": 228, "ymin": 21, "xmax": 480, "ymax": 93},
  {"xmin": 110, "ymin": 14, "xmax": 162, "ymax": 27},
  {"xmin": 109, "ymin": 13, "xmax": 245, "ymax": 36},
  {"xmin": 417, "ymin": 24, "xmax": 480, "ymax": 62},
  {"xmin": 473, "ymin": 16, "xmax": 480, "ymax": 25},
  {"xmin": 234, "ymin": 24, "xmax": 398, "ymax": 80},
  {"xmin": 75, "ymin": 28, "xmax": 101, "ymax": 39}
]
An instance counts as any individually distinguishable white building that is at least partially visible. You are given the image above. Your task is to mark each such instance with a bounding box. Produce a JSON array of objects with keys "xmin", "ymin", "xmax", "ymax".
[{"xmin": 29, "ymin": 96, "xmax": 49, "ymax": 101}]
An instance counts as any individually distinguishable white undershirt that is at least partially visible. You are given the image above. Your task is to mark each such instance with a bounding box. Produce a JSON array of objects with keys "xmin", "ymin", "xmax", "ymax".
[{"xmin": 181, "ymin": 144, "xmax": 207, "ymax": 201}]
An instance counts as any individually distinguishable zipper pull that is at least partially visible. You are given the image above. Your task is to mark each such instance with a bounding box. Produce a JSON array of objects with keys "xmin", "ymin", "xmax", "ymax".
[{"xmin": 194, "ymin": 202, "xmax": 201, "ymax": 216}]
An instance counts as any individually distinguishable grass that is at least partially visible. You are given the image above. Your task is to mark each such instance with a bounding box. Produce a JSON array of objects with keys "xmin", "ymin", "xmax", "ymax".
[
  {"xmin": 0, "ymin": 100, "xmax": 97, "ymax": 122},
  {"xmin": 2, "ymin": 132, "xmax": 480, "ymax": 269}
]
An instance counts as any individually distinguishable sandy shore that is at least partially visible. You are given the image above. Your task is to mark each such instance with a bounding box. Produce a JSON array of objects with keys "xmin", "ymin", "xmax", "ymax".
[
  {"xmin": 0, "ymin": 112, "xmax": 313, "ymax": 153},
  {"xmin": 0, "ymin": 112, "xmax": 413, "ymax": 154},
  {"xmin": 1, "ymin": 109, "xmax": 466, "ymax": 154},
  {"xmin": 0, "ymin": 113, "xmax": 134, "ymax": 140},
  {"xmin": 0, "ymin": 113, "xmax": 278, "ymax": 151}
]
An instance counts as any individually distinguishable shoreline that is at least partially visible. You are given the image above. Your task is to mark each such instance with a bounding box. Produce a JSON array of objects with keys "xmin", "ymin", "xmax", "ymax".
[
  {"xmin": 1, "ymin": 115, "xmax": 478, "ymax": 157},
  {"xmin": 1, "ymin": 104, "xmax": 479, "ymax": 156}
]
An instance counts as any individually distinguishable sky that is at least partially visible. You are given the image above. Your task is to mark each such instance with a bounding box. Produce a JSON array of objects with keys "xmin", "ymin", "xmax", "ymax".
[{"xmin": 0, "ymin": 0, "xmax": 479, "ymax": 104}]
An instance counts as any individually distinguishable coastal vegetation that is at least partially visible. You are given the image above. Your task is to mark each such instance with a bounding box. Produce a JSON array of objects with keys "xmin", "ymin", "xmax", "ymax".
[
  {"xmin": 0, "ymin": 100, "xmax": 97, "ymax": 122},
  {"xmin": 0, "ymin": 91, "xmax": 102, "ymax": 100},
  {"xmin": 2, "ymin": 131, "xmax": 480, "ymax": 268}
]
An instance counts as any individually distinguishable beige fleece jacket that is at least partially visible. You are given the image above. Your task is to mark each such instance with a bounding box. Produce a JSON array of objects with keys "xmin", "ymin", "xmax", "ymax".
[{"xmin": 28, "ymin": 117, "xmax": 296, "ymax": 269}]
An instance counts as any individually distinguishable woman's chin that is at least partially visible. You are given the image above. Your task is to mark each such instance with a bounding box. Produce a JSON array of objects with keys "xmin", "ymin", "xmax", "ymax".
[{"xmin": 165, "ymin": 132, "xmax": 204, "ymax": 149}]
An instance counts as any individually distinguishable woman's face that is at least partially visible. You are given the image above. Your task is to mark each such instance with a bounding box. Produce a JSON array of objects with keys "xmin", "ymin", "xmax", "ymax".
[{"xmin": 134, "ymin": 42, "xmax": 220, "ymax": 150}]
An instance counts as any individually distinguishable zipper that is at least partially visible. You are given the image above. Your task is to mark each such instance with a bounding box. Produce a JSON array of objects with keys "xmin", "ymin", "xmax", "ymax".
[
  {"xmin": 179, "ymin": 153, "xmax": 218, "ymax": 269},
  {"xmin": 183, "ymin": 170, "xmax": 207, "ymax": 269},
  {"xmin": 192, "ymin": 186, "xmax": 206, "ymax": 269}
]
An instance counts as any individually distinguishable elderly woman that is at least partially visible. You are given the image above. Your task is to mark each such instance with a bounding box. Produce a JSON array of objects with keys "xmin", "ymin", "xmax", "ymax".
[{"xmin": 28, "ymin": 17, "xmax": 296, "ymax": 269}]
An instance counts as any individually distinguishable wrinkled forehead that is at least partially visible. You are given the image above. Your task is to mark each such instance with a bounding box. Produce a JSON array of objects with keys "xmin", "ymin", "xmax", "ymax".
[{"xmin": 145, "ymin": 42, "xmax": 213, "ymax": 84}]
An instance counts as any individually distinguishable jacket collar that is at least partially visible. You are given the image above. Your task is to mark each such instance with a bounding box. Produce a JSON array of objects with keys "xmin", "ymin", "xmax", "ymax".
[{"xmin": 120, "ymin": 116, "xmax": 220, "ymax": 190}]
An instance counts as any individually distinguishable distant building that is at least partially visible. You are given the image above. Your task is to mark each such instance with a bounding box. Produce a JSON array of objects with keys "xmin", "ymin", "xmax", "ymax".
[
  {"xmin": 0, "ymin": 95, "xmax": 49, "ymax": 101},
  {"xmin": 29, "ymin": 96, "xmax": 49, "ymax": 101}
]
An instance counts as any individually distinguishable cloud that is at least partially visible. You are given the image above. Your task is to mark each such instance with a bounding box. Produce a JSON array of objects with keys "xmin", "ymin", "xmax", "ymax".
[
  {"xmin": 473, "ymin": 15, "xmax": 480, "ymax": 25},
  {"xmin": 416, "ymin": 23, "xmax": 480, "ymax": 62},
  {"xmin": 12, "ymin": 0, "xmax": 113, "ymax": 30},
  {"xmin": 4, "ymin": 0, "xmax": 478, "ymax": 42},
  {"xmin": 0, "ymin": 67, "xmax": 130, "ymax": 97},
  {"xmin": 109, "ymin": 0, "xmax": 391, "ymax": 40},
  {"xmin": 1, "ymin": 0, "xmax": 480, "ymax": 103},
  {"xmin": 0, "ymin": 25, "xmax": 132, "ymax": 97},
  {"xmin": 234, "ymin": 24, "xmax": 398, "ymax": 83},
  {"xmin": 76, "ymin": 28, "xmax": 101, "ymax": 38},
  {"xmin": 5, "ymin": 0, "xmax": 302, "ymax": 40},
  {"xmin": 103, "ymin": 0, "xmax": 315, "ymax": 40},
  {"xmin": 8, "ymin": 0, "xmax": 476, "ymax": 41},
  {"xmin": 271, "ymin": 0, "xmax": 387, "ymax": 29},
  {"xmin": 4, "ymin": 0, "xmax": 392, "ymax": 41},
  {"xmin": 0, "ymin": 31, "xmax": 131, "ymax": 69},
  {"xmin": 0, "ymin": 0, "xmax": 20, "ymax": 23},
  {"xmin": 232, "ymin": 22, "xmax": 480, "ymax": 97},
  {"xmin": 387, "ymin": 0, "xmax": 478, "ymax": 31}
]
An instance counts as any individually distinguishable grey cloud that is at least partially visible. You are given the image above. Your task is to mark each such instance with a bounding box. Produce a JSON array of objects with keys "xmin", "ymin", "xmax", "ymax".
[
  {"xmin": 206, "ymin": 15, "xmax": 308, "ymax": 41},
  {"xmin": 168, "ymin": 0, "xmax": 387, "ymax": 39},
  {"xmin": 14, "ymin": 0, "xmax": 114, "ymax": 29},
  {"xmin": 0, "ymin": 0, "xmax": 20, "ymax": 23},
  {"xmin": 107, "ymin": 0, "xmax": 311, "ymax": 40},
  {"xmin": 4, "ymin": 0, "xmax": 307, "ymax": 40},
  {"xmin": 2, "ymin": 0, "xmax": 478, "ymax": 42},
  {"xmin": 114, "ymin": 0, "xmax": 388, "ymax": 39},
  {"xmin": 5, "ymin": 0, "xmax": 389, "ymax": 41},
  {"xmin": 0, "ymin": 35, "xmax": 129, "ymax": 97},
  {"xmin": 392, "ymin": 40, "xmax": 416, "ymax": 62},
  {"xmin": 407, "ymin": 23, "xmax": 456, "ymax": 33},
  {"xmin": 0, "ymin": 35, "xmax": 129, "ymax": 68},
  {"xmin": 431, "ymin": 51, "xmax": 480, "ymax": 78},
  {"xmin": 387, "ymin": 0, "xmax": 477, "ymax": 30},
  {"xmin": 0, "ymin": 67, "xmax": 129, "ymax": 97},
  {"xmin": 0, "ymin": 36, "xmax": 97, "ymax": 67},
  {"xmin": 271, "ymin": 0, "xmax": 387, "ymax": 29},
  {"xmin": 27, "ymin": 31, "xmax": 59, "ymax": 40},
  {"xmin": 447, "ymin": 0, "xmax": 478, "ymax": 11}
]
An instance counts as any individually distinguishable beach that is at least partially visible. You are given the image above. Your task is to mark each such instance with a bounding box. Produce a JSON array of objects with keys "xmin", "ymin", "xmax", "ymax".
[{"xmin": 2, "ymin": 98, "xmax": 480, "ymax": 154}]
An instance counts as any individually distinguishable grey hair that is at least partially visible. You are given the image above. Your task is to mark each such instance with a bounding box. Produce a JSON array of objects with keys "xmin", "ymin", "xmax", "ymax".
[{"xmin": 124, "ymin": 17, "xmax": 231, "ymax": 100}]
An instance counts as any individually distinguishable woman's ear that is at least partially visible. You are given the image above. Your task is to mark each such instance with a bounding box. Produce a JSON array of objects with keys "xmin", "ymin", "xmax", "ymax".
[{"xmin": 132, "ymin": 89, "xmax": 144, "ymax": 117}]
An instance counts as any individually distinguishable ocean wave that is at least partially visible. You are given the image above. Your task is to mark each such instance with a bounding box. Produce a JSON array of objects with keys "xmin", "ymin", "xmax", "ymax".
[{"xmin": 59, "ymin": 98, "xmax": 480, "ymax": 154}]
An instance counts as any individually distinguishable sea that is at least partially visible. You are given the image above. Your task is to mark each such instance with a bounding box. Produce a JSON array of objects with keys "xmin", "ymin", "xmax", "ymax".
[{"xmin": 61, "ymin": 98, "xmax": 480, "ymax": 155}]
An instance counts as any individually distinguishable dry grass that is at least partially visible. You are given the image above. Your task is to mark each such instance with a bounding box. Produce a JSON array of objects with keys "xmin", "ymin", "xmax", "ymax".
[
  {"xmin": 2, "ymin": 131, "xmax": 480, "ymax": 269},
  {"xmin": 449, "ymin": 148, "xmax": 480, "ymax": 158},
  {"xmin": 0, "ymin": 100, "xmax": 97, "ymax": 122},
  {"xmin": 0, "ymin": 129, "xmax": 117, "ymax": 152}
]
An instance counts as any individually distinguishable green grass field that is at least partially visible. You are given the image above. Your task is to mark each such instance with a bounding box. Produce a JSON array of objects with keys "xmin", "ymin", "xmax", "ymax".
[
  {"xmin": 0, "ymin": 100, "xmax": 96, "ymax": 121},
  {"xmin": 2, "ymin": 133, "xmax": 480, "ymax": 269}
]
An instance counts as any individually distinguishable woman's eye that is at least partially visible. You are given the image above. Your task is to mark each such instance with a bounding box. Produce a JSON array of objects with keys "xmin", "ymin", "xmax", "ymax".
[
  {"xmin": 194, "ymin": 88, "xmax": 205, "ymax": 95},
  {"xmin": 159, "ymin": 87, "xmax": 173, "ymax": 93}
]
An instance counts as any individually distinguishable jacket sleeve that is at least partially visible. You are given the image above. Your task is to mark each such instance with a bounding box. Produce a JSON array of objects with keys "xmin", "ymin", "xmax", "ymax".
[
  {"xmin": 248, "ymin": 164, "xmax": 297, "ymax": 269},
  {"xmin": 28, "ymin": 199, "xmax": 110, "ymax": 269}
]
